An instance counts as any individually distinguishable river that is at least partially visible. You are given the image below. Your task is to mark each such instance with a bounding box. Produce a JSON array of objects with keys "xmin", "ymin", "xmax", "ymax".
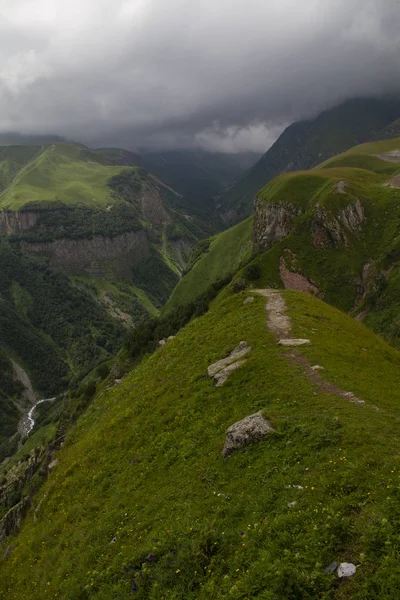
[{"xmin": 21, "ymin": 397, "xmax": 56, "ymax": 437}]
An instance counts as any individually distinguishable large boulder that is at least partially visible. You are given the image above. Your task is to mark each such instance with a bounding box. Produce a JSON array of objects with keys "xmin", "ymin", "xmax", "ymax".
[{"xmin": 223, "ymin": 411, "xmax": 275, "ymax": 458}]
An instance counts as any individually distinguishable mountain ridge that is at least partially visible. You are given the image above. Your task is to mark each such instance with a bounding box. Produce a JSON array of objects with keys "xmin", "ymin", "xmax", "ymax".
[
  {"xmin": 218, "ymin": 97, "xmax": 400, "ymax": 225},
  {"xmin": 3, "ymin": 287, "xmax": 400, "ymax": 597}
]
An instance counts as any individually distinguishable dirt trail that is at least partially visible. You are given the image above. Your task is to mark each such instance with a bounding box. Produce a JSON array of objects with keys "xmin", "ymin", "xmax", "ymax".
[
  {"xmin": 253, "ymin": 289, "xmax": 366, "ymax": 407},
  {"xmin": 254, "ymin": 289, "xmax": 291, "ymax": 338}
]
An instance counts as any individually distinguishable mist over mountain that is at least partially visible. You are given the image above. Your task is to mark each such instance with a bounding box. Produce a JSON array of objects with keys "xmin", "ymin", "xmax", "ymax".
[{"xmin": 1, "ymin": 0, "xmax": 400, "ymax": 152}]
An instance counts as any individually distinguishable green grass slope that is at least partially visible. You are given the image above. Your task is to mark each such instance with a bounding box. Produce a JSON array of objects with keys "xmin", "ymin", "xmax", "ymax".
[
  {"xmin": 164, "ymin": 217, "xmax": 253, "ymax": 312},
  {"xmin": 3, "ymin": 290, "xmax": 400, "ymax": 598},
  {"xmin": 219, "ymin": 97, "xmax": 400, "ymax": 225},
  {"xmin": 0, "ymin": 141, "xmax": 218, "ymax": 313},
  {"xmin": 0, "ymin": 143, "xmax": 145, "ymax": 209},
  {"xmin": 244, "ymin": 136, "xmax": 400, "ymax": 341}
]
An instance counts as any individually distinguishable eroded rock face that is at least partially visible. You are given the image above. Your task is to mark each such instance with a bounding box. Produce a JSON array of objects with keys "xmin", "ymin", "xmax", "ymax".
[
  {"xmin": 0, "ymin": 498, "xmax": 29, "ymax": 542},
  {"xmin": 0, "ymin": 210, "xmax": 39, "ymax": 235},
  {"xmin": 339, "ymin": 198, "xmax": 364, "ymax": 232},
  {"xmin": 253, "ymin": 198, "xmax": 303, "ymax": 251},
  {"xmin": 279, "ymin": 251, "xmax": 319, "ymax": 295},
  {"xmin": 223, "ymin": 412, "xmax": 275, "ymax": 458},
  {"xmin": 312, "ymin": 200, "xmax": 364, "ymax": 249},
  {"xmin": 21, "ymin": 230, "xmax": 148, "ymax": 277}
]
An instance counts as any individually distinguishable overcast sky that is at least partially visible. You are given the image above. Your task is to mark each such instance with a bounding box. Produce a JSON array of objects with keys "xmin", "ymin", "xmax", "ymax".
[{"xmin": 0, "ymin": 0, "xmax": 399, "ymax": 152}]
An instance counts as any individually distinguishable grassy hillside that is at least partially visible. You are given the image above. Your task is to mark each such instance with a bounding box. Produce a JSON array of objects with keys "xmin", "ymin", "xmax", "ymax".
[
  {"xmin": 0, "ymin": 141, "xmax": 220, "ymax": 454},
  {"xmin": 3, "ymin": 289, "xmax": 400, "ymax": 597},
  {"xmin": 0, "ymin": 144, "xmax": 146, "ymax": 210},
  {"xmin": 164, "ymin": 217, "xmax": 253, "ymax": 312},
  {"xmin": 191, "ymin": 136, "xmax": 400, "ymax": 351},
  {"xmin": 219, "ymin": 98, "xmax": 400, "ymax": 224}
]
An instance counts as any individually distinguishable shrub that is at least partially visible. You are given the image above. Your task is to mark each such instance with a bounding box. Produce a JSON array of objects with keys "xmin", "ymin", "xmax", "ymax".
[
  {"xmin": 232, "ymin": 278, "xmax": 246, "ymax": 293},
  {"xmin": 96, "ymin": 362, "xmax": 110, "ymax": 380},
  {"xmin": 245, "ymin": 263, "xmax": 261, "ymax": 280}
]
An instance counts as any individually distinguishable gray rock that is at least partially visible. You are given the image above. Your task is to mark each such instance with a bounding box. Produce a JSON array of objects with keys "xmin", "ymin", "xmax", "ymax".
[
  {"xmin": 324, "ymin": 561, "xmax": 338, "ymax": 575},
  {"xmin": 223, "ymin": 411, "xmax": 275, "ymax": 458},
  {"xmin": 158, "ymin": 339, "xmax": 166, "ymax": 347},
  {"xmin": 0, "ymin": 497, "xmax": 29, "ymax": 542},
  {"xmin": 278, "ymin": 338, "xmax": 311, "ymax": 346},
  {"xmin": 48, "ymin": 458, "xmax": 58, "ymax": 470},
  {"xmin": 337, "ymin": 562, "xmax": 356, "ymax": 578},
  {"xmin": 207, "ymin": 342, "xmax": 251, "ymax": 378},
  {"xmin": 253, "ymin": 198, "xmax": 303, "ymax": 252},
  {"xmin": 311, "ymin": 365, "xmax": 324, "ymax": 371},
  {"xmin": 243, "ymin": 297, "xmax": 255, "ymax": 304},
  {"xmin": 214, "ymin": 360, "xmax": 247, "ymax": 387},
  {"xmin": 343, "ymin": 391, "xmax": 365, "ymax": 406}
]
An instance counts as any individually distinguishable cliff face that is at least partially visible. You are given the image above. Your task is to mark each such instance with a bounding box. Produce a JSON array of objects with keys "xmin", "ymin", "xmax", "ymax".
[
  {"xmin": 0, "ymin": 208, "xmax": 151, "ymax": 277},
  {"xmin": 21, "ymin": 230, "xmax": 149, "ymax": 277},
  {"xmin": 253, "ymin": 197, "xmax": 303, "ymax": 251},
  {"xmin": 0, "ymin": 211, "xmax": 40, "ymax": 235},
  {"xmin": 252, "ymin": 191, "xmax": 371, "ymax": 313},
  {"xmin": 312, "ymin": 199, "xmax": 364, "ymax": 249},
  {"xmin": 253, "ymin": 195, "xmax": 365, "ymax": 253}
]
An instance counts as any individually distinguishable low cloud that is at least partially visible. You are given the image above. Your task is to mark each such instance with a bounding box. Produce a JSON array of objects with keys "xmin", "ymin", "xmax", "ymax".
[{"xmin": 0, "ymin": 0, "xmax": 399, "ymax": 151}]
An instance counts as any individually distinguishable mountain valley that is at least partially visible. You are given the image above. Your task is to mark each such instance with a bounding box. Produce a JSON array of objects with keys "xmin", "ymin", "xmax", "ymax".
[{"xmin": 1, "ymin": 97, "xmax": 400, "ymax": 598}]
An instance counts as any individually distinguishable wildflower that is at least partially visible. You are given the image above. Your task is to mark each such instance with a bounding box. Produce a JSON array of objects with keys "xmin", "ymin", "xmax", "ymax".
[
  {"xmin": 176, "ymin": 569, "xmax": 181, "ymax": 574},
  {"xmin": 239, "ymin": 532, "xmax": 244, "ymax": 536},
  {"xmin": 131, "ymin": 580, "xmax": 138, "ymax": 591}
]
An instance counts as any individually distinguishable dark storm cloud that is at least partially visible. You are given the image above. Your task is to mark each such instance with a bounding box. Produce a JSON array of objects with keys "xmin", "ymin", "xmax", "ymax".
[{"xmin": 0, "ymin": 0, "xmax": 399, "ymax": 151}]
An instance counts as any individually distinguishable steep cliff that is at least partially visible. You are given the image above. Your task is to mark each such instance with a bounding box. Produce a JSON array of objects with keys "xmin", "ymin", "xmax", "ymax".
[
  {"xmin": 21, "ymin": 230, "xmax": 149, "ymax": 276},
  {"xmin": 0, "ymin": 142, "xmax": 214, "ymax": 454},
  {"xmin": 244, "ymin": 137, "xmax": 400, "ymax": 347},
  {"xmin": 0, "ymin": 142, "xmax": 210, "ymax": 300}
]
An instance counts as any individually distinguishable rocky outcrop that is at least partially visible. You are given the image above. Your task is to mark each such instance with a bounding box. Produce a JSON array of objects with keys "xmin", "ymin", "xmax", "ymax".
[
  {"xmin": 0, "ymin": 498, "xmax": 30, "ymax": 542},
  {"xmin": 0, "ymin": 424, "xmax": 66, "ymax": 541},
  {"xmin": 21, "ymin": 230, "xmax": 148, "ymax": 277},
  {"xmin": 339, "ymin": 198, "xmax": 364, "ymax": 231},
  {"xmin": 208, "ymin": 342, "xmax": 251, "ymax": 386},
  {"xmin": 214, "ymin": 360, "xmax": 248, "ymax": 387},
  {"xmin": 223, "ymin": 412, "xmax": 275, "ymax": 458},
  {"xmin": 0, "ymin": 210, "xmax": 39, "ymax": 235},
  {"xmin": 253, "ymin": 198, "xmax": 303, "ymax": 251},
  {"xmin": 139, "ymin": 187, "xmax": 171, "ymax": 225},
  {"xmin": 312, "ymin": 200, "xmax": 364, "ymax": 249}
]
